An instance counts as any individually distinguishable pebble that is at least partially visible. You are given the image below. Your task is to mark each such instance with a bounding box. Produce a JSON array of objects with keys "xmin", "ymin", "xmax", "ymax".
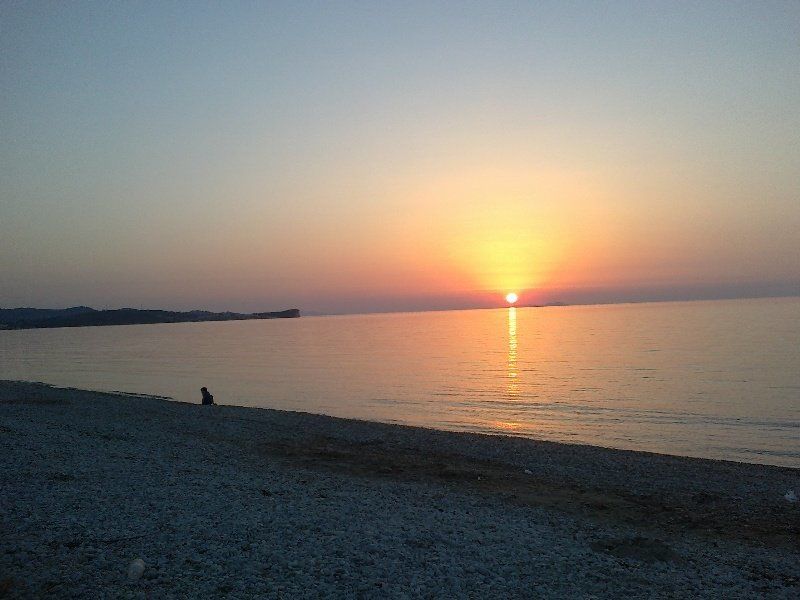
[
  {"xmin": 127, "ymin": 559, "xmax": 145, "ymax": 582},
  {"xmin": 1, "ymin": 381, "xmax": 798, "ymax": 598}
]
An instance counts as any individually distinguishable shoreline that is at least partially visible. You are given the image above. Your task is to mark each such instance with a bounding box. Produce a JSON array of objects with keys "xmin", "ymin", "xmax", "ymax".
[
  {"xmin": 2, "ymin": 380, "xmax": 798, "ymax": 597},
  {"xmin": 6, "ymin": 379, "xmax": 799, "ymax": 472}
]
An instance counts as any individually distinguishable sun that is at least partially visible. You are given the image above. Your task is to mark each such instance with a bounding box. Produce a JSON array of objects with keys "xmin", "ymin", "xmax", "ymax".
[{"xmin": 505, "ymin": 292, "xmax": 518, "ymax": 305}]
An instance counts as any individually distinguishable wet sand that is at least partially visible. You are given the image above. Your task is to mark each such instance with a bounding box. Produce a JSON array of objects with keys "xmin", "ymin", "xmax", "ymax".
[{"xmin": 1, "ymin": 380, "xmax": 798, "ymax": 598}]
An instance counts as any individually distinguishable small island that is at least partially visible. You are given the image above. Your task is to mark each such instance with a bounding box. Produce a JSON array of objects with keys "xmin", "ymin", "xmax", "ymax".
[{"xmin": 0, "ymin": 307, "xmax": 300, "ymax": 330}]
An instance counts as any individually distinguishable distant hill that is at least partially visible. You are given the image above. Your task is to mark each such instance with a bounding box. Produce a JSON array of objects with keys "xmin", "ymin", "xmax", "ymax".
[
  {"xmin": 0, "ymin": 306, "xmax": 96, "ymax": 324},
  {"xmin": 0, "ymin": 307, "xmax": 300, "ymax": 330}
]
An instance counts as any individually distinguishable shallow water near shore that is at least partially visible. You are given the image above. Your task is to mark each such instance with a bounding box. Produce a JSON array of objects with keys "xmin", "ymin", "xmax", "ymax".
[{"xmin": 1, "ymin": 297, "xmax": 798, "ymax": 466}]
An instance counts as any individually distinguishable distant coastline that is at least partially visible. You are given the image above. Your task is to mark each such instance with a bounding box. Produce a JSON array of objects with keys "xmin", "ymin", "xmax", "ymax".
[{"xmin": 0, "ymin": 306, "xmax": 300, "ymax": 330}]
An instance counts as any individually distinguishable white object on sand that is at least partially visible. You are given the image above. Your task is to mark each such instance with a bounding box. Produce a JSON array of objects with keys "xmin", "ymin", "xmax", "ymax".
[
  {"xmin": 785, "ymin": 490, "xmax": 798, "ymax": 503},
  {"xmin": 128, "ymin": 558, "xmax": 145, "ymax": 581}
]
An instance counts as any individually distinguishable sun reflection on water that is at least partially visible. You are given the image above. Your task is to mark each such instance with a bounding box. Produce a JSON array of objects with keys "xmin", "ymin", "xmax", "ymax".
[{"xmin": 507, "ymin": 306, "xmax": 519, "ymax": 397}]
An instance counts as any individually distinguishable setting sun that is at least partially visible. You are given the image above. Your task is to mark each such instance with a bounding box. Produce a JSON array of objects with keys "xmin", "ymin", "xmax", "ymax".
[{"xmin": 505, "ymin": 293, "xmax": 518, "ymax": 305}]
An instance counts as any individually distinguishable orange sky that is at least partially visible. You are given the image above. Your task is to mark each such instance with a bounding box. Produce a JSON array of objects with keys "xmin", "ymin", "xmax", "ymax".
[{"xmin": 1, "ymin": 3, "xmax": 798, "ymax": 313}]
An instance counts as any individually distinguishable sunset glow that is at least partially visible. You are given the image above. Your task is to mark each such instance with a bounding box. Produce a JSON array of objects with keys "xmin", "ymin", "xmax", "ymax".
[
  {"xmin": 0, "ymin": 4, "xmax": 797, "ymax": 315},
  {"xmin": 2, "ymin": 5, "xmax": 799, "ymax": 597}
]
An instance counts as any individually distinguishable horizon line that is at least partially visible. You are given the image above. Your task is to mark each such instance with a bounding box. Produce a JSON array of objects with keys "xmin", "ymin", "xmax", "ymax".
[
  {"xmin": 306, "ymin": 291, "xmax": 800, "ymax": 318},
  {"xmin": 8, "ymin": 291, "xmax": 798, "ymax": 320}
]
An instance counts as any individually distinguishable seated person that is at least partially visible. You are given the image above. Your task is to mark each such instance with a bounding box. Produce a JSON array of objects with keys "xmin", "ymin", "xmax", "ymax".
[{"xmin": 200, "ymin": 387, "xmax": 215, "ymax": 405}]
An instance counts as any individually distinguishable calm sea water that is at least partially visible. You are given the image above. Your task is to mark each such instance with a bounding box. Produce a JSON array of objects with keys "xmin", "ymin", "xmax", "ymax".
[{"xmin": 1, "ymin": 297, "xmax": 798, "ymax": 467}]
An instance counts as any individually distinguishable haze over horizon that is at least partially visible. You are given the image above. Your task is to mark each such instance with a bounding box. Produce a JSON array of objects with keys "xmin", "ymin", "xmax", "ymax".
[{"xmin": 2, "ymin": 2, "xmax": 799, "ymax": 315}]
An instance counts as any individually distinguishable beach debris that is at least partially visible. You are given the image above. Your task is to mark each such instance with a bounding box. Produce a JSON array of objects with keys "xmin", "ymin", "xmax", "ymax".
[
  {"xmin": 785, "ymin": 490, "xmax": 797, "ymax": 503},
  {"xmin": 127, "ymin": 558, "xmax": 145, "ymax": 582}
]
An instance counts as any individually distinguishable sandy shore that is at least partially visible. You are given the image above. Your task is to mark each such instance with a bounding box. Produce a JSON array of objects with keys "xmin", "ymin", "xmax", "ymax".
[{"xmin": 1, "ymin": 381, "xmax": 798, "ymax": 598}]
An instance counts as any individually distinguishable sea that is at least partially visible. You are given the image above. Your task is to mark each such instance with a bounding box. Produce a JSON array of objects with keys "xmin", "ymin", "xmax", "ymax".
[{"xmin": 1, "ymin": 297, "xmax": 798, "ymax": 467}]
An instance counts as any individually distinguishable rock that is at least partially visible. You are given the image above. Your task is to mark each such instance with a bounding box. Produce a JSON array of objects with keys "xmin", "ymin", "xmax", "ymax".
[{"xmin": 127, "ymin": 558, "xmax": 145, "ymax": 582}]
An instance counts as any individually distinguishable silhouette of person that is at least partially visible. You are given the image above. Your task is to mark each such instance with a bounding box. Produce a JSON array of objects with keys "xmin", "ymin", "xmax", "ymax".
[{"xmin": 200, "ymin": 387, "xmax": 215, "ymax": 405}]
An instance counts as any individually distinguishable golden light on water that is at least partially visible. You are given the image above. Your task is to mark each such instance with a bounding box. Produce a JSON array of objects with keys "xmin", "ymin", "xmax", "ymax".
[
  {"xmin": 505, "ymin": 292, "xmax": 518, "ymax": 305},
  {"xmin": 507, "ymin": 306, "xmax": 519, "ymax": 397}
]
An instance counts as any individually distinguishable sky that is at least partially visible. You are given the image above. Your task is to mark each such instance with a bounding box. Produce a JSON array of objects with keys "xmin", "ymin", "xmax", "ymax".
[{"xmin": 1, "ymin": 1, "xmax": 798, "ymax": 314}]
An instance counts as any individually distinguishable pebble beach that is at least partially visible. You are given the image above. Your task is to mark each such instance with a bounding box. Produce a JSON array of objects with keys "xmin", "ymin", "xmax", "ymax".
[{"xmin": 1, "ymin": 380, "xmax": 798, "ymax": 598}]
